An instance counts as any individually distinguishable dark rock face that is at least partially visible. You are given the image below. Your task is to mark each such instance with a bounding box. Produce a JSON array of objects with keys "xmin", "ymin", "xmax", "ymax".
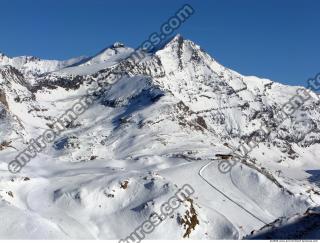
[
  {"xmin": 248, "ymin": 208, "xmax": 320, "ymax": 240},
  {"xmin": 0, "ymin": 89, "xmax": 8, "ymax": 108}
]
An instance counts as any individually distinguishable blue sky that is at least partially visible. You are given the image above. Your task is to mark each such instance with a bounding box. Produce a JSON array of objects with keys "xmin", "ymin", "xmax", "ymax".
[{"xmin": 0, "ymin": 0, "xmax": 319, "ymax": 86}]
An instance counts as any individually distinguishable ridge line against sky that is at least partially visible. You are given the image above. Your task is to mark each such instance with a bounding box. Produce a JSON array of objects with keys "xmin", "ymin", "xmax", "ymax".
[{"xmin": 0, "ymin": 0, "xmax": 319, "ymax": 87}]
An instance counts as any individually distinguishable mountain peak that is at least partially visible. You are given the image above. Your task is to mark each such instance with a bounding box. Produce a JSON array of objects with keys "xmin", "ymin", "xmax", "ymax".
[
  {"xmin": 0, "ymin": 52, "xmax": 9, "ymax": 61},
  {"xmin": 95, "ymin": 42, "xmax": 128, "ymax": 56},
  {"xmin": 172, "ymin": 33, "xmax": 184, "ymax": 42},
  {"xmin": 75, "ymin": 42, "xmax": 133, "ymax": 68},
  {"xmin": 112, "ymin": 42, "xmax": 125, "ymax": 48},
  {"xmin": 164, "ymin": 34, "xmax": 185, "ymax": 47}
]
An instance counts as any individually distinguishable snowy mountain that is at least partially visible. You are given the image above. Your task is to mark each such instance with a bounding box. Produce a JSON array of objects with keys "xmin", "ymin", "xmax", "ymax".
[
  {"xmin": 0, "ymin": 34, "xmax": 319, "ymax": 239},
  {"xmin": 0, "ymin": 52, "xmax": 87, "ymax": 80}
]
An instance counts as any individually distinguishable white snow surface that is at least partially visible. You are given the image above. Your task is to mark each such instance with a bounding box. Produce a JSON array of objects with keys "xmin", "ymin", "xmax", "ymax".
[{"xmin": 0, "ymin": 35, "xmax": 319, "ymax": 239}]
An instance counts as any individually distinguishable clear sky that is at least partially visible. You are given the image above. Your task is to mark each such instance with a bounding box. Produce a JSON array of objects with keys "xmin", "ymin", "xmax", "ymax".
[{"xmin": 0, "ymin": 0, "xmax": 319, "ymax": 86}]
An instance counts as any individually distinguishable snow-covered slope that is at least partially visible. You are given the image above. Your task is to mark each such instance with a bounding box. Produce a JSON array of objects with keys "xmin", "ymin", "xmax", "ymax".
[
  {"xmin": 55, "ymin": 42, "xmax": 134, "ymax": 76},
  {"xmin": 0, "ymin": 35, "xmax": 319, "ymax": 239},
  {"xmin": 0, "ymin": 52, "xmax": 87, "ymax": 80}
]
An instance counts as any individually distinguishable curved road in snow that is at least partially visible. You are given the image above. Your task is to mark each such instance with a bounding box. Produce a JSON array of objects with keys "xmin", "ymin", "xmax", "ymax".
[{"xmin": 198, "ymin": 161, "xmax": 268, "ymax": 225}]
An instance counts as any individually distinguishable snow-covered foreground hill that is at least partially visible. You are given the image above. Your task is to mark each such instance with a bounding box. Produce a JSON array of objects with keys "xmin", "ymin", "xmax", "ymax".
[{"xmin": 0, "ymin": 35, "xmax": 319, "ymax": 239}]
